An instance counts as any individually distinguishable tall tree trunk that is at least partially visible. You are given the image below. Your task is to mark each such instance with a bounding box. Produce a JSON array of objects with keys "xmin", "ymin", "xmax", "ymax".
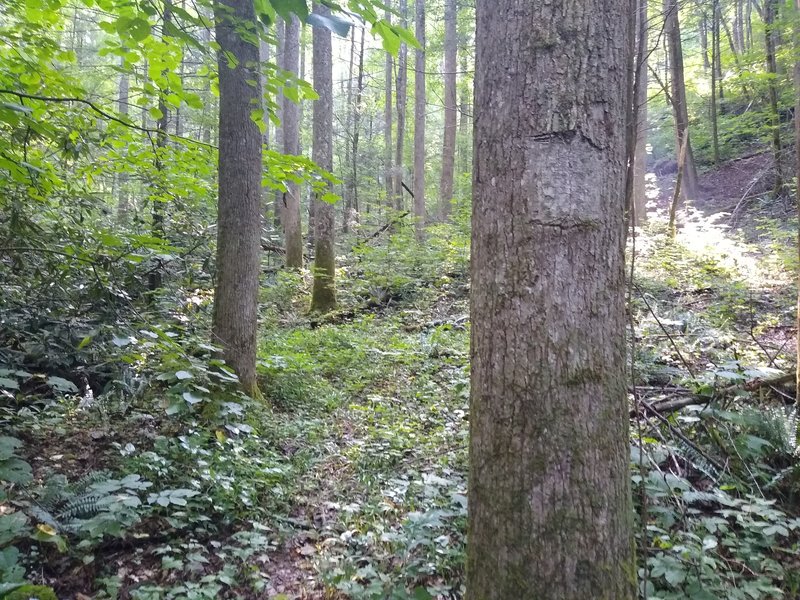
[
  {"xmin": 384, "ymin": 6, "xmax": 394, "ymax": 211},
  {"xmin": 212, "ymin": 0, "xmax": 263, "ymax": 396},
  {"xmin": 413, "ymin": 0, "xmax": 426, "ymax": 241},
  {"xmin": 794, "ymin": 0, "xmax": 800, "ymax": 404},
  {"xmin": 710, "ymin": 0, "xmax": 721, "ymax": 164},
  {"xmin": 343, "ymin": 27, "xmax": 356, "ymax": 233},
  {"xmin": 116, "ymin": 56, "xmax": 131, "ymax": 223},
  {"xmin": 274, "ymin": 18, "xmax": 286, "ymax": 228},
  {"xmin": 764, "ymin": 0, "xmax": 784, "ymax": 193},
  {"xmin": 149, "ymin": 0, "xmax": 172, "ymax": 294},
  {"xmin": 283, "ymin": 15, "xmax": 304, "ymax": 268},
  {"xmin": 439, "ymin": 0, "xmax": 457, "ymax": 220},
  {"xmin": 353, "ymin": 26, "xmax": 366, "ymax": 217},
  {"xmin": 665, "ymin": 0, "xmax": 699, "ymax": 199},
  {"xmin": 468, "ymin": 0, "xmax": 635, "ymax": 596},
  {"xmin": 700, "ymin": 10, "xmax": 710, "ymax": 72},
  {"xmin": 310, "ymin": 4, "xmax": 336, "ymax": 313},
  {"xmin": 393, "ymin": 0, "xmax": 408, "ymax": 212},
  {"xmin": 457, "ymin": 19, "xmax": 471, "ymax": 199},
  {"xmin": 633, "ymin": 0, "xmax": 649, "ymax": 226}
]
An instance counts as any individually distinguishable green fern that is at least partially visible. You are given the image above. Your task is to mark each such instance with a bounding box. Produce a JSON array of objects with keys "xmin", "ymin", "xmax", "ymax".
[{"xmin": 31, "ymin": 470, "xmax": 111, "ymax": 532}]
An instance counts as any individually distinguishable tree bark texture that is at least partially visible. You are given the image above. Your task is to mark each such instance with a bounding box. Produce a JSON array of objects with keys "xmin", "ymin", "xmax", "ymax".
[
  {"xmin": 384, "ymin": 5, "xmax": 394, "ymax": 210},
  {"xmin": 393, "ymin": 0, "xmax": 408, "ymax": 212},
  {"xmin": 149, "ymin": 0, "xmax": 172, "ymax": 293},
  {"xmin": 664, "ymin": 0, "xmax": 699, "ymax": 199},
  {"xmin": 764, "ymin": 0, "xmax": 784, "ymax": 193},
  {"xmin": 310, "ymin": 4, "xmax": 336, "ymax": 313},
  {"xmin": 633, "ymin": 0, "xmax": 649, "ymax": 226},
  {"xmin": 413, "ymin": 0, "xmax": 426, "ymax": 241},
  {"xmin": 116, "ymin": 56, "xmax": 130, "ymax": 223},
  {"xmin": 212, "ymin": 0, "xmax": 263, "ymax": 395},
  {"xmin": 439, "ymin": 0, "xmax": 457, "ymax": 220},
  {"xmin": 283, "ymin": 15, "xmax": 303, "ymax": 268},
  {"xmin": 273, "ymin": 18, "xmax": 285, "ymax": 228},
  {"xmin": 468, "ymin": 0, "xmax": 636, "ymax": 597}
]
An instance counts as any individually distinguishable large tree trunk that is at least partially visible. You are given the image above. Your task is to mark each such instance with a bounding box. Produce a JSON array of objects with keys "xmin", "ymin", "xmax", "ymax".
[
  {"xmin": 664, "ymin": 0, "xmax": 699, "ymax": 200},
  {"xmin": 413, "ymin": 0, "xmax": 426, "ymax": 241},
  {"xmin": 310, "ymin": 4, "xmax": 336, "ymax": 313},
  {"xmin": 212, "ymin": 0, "xmax": 263, "ymax": 396},
  {"xmin": 764, "ymin": 0, "xmax": 784, "ymax": 194},
  {"xmin": 468, "ymin": 0, "xmax": 635, "ymax": 596},
  {"xmin": 393, "ymin": 0, "xmax": 408, "ymax": 212},
  {"xmin": 283, "ymin": 15, "xmax": 303, "ymax": 268},
  {"xmin": 439, "ymin": 0, "xmax": 457, "ymax": 220}
]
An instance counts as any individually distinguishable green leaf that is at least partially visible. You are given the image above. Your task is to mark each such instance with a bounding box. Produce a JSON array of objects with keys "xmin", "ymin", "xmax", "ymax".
[
  {"xmin": 183, "ymin": 392, "xmax": 204, "ymax": 405},
  {"xmin": 129, "ymin": 16, "xmax": 152, "ymax": 41},
  {"xmin": 0, "ymin": 378, "xmax": 19, "ymax": 390},
  {"xmin": 175, "ymin": 370, "xmax": 193, "ymax": 380},
  {"xmin": 270, "ymin": 0, "xmax": 309, "ymax": 21},
  {"xmin": 47, "ymin": 376, "xmax": 78, "ymax": 393}
]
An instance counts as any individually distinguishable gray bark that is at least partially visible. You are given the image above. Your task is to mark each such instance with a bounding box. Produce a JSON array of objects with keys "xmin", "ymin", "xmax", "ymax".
[
  {"xmin": 665, "ymin": 0, "xmax": 699, "ymax": 199},
  {"xmin": 310, "ymin": 4, "xmax": 336, "ymax": 313},
  {"xmin": 212, "ymin": 0, "xmax": 263, "ymax": 395},
  {"xmin": 116, "ymin": 56, "xmax": 130, "ymax": 223},
  {"xmin": 468, "ymin": 0, "xmax": 636, "ymax": 596},
  {"xmin": 384, "ymin": 6, "xmax": 394, "ymax": 210},
  {"xmin": 393, "ymin": 0, "xmax": 408, "ymax": 212},
  {"xmin": 283, "ymin": 15, "xmax": 303, "ymax": 268},
  {"xmin": 439, "ymin": 0, "xmax": 457, "ymax": 220},
  {"xmin": 413, "ymin": 0, "xmax": 426, "ymax": 241}
]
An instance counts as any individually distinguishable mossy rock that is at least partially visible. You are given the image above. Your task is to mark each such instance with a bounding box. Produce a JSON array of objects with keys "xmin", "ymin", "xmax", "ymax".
[{"xmin": 3, "ymin": 585, "xmax": 57, "ymax": 600}]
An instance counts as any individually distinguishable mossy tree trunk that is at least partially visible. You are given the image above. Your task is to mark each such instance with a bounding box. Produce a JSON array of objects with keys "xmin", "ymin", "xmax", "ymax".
[
  {"xmin": 212, "ymin": 0, "xmax": 263, "ymax": 396},
  {"xmin": 310, "ymin": 4, "xmax": 336, "ymax": 313},
  {"xmin": 468, "ymin": 0, "xmax": 636, "ymax": 597}
]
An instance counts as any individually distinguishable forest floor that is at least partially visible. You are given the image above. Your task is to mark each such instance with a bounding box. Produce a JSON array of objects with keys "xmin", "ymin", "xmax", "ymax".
[{"xmin": 8, "ymin": 150, "xmax": 800, "ymax": 599}]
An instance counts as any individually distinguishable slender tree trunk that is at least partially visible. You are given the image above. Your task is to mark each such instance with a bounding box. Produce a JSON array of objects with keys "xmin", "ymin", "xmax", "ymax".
[
  {"xmin": 700, "ymin": 10, "xmax": 710, "ymax": 72},
  {"xmin": 149, "ymin": 0, "xmax": 172, "ymax": 293},
  {"xmin": 343, "ymin": 27, "xmax": 356, "ymax": 233},
  {"xmin": 669, "ymin": 135, "xmax": 689, "ymax": 237},
  {"xmin": 352, "ymin": 26, "xmax": 365, "ymax": 217},
  {"xmin": 212, "ymin": 0, "xmax": 263, "ymax": 396},
  {"xmin": 710, "ymin": 0, "xmax": 721, "ymax": 164},
  {"xmin": 746, "ymin": 0, "xmax": 753, "ymax": 49},
  {"xmin": 384, "ymin": 6, "xmax": 394, "ymax": 211},
  {"xmin": 274, "ymin": 18, "xmax": 286, "ymax": 228},
  {"xmin": 469, "ymin": 0, "xmax": 635, "ymax": 596},
  {"xmin": 310, "ymin": 4, "xmax": 336, "ymax": 313},
  {"xmin": 794, "ymin": 0, "xmax": 800, "ymax": 404},
  {"xmin": 393, "ymin": 0, "xmax": 408, "ymax": 212},
  {"xmin": 116, "ymin": 56, "xmax": 131, "ymax": 223},
  {"xmin": 439, "ymin": 0, "xmax": 457, "ymax": 220},
  {"xmin": 283, "ymin": 15, "xmax": 303, "ymax": 268},
  {"xmin": 665, "ymin": 0, "xmax": 699, "ymax": 199},
  {"xmin": 413, "ymin": 0, "xmax": 426, "ymax": 241},
  {"xmin": 457, "ymin": 19, "xmax": 471, "ymax": 199},
  {"xmin": 633, "ymin": 0, "xmax": 649, "ymax": 226},
  {"xmin": 764, "ymin": 0, "xmax": 784, "ymax": 193}
]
